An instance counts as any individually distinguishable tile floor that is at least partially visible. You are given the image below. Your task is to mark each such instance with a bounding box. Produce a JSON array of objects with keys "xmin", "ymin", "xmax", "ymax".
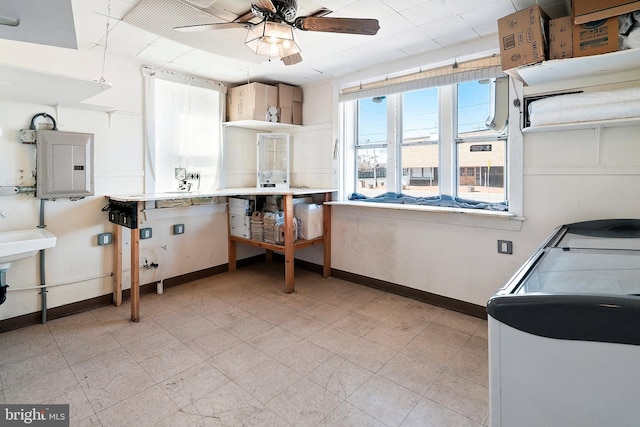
[{"xmin": 0, "ymin": 262, "xmax": 489, "ymax": 426}]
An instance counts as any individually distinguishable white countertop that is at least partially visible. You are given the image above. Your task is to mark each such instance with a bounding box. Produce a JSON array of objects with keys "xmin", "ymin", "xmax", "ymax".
[{"xmin": 108, "ymin": 187, "xmax": 337, "ymax": 202}]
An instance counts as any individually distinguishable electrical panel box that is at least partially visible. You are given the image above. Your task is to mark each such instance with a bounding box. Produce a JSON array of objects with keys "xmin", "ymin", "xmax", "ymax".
[
  {"xmin": 257, "ymin": 133, "xmax": 290, "ymax": 189},
  {"xmin": 36, "ymin": 130, "xmax": 94, "ymax": 199}
]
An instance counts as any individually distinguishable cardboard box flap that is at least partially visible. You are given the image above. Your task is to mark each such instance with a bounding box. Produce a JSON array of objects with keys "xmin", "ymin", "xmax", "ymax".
[{"xmin": 574, "ymin": 0, "xmax": 640, "ymax": 24}]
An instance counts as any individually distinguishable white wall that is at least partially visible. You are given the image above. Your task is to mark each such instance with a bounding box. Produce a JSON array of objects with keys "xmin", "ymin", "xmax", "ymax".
[
  {"xmin": 0, "ymin": 40, "xmax": 229, "ymax": 321},
  {"xmin": 329, "ymin": 78, "xmax": 640, "ymax": 307}
]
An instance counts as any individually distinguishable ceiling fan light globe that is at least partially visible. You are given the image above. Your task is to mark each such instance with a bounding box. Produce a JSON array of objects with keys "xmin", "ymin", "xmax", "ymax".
[{"xmin": 245, "ymin": 20, "xmax": 300, "ymax": 58}]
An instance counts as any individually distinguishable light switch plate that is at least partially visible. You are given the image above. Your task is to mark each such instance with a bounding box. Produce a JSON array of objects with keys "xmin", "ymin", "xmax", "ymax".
[
  {"xmin": 173, "ymin": 224, "xmax": 185, "ymax": 235},
  {"xmin": 498, "ymin": 240, "xmax": 513, "ymax": 254},
  {"xmin": 140, "ymin": 228, "xmax": 152, "ymax": 239}
]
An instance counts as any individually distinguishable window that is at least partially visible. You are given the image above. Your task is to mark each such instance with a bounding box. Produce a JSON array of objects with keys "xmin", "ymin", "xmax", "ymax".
[
  {"xmin": 143, "ymin": 68, "xmax": 225, "ymax": 193},
  {"xmin": 347, "ymin": 77, "xmax": 508, "ymax": 205}
]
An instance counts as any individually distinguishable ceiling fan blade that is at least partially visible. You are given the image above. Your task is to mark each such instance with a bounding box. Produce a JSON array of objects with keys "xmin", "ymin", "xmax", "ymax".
[
  {"xmin": 174, "ymin": 22, "xmax": 252, "ymax": 32},
  {"xmin": 295, "ymin": 17, "xmax": 380, "ymax": 35},
  {"xmin": 253, "ymin": 0, "xmax": 276, "ymax": 13},
  {"xmin": 282, "ymin": 52, "xmax": 303, "ymax": 66}
]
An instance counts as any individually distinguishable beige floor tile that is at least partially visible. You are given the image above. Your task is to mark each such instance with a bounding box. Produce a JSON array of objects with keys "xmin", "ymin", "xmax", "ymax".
[
  {"xmin": 401, "ymin": 397, "xmax": 483, "ymax": 427},
  {"xmin": 96, "ymin": 385, "xmax": 178, "ymax": 426},
  {"xmin": 279, "ymin": 314, "xmax": 328, "ymax": 338},
  {"xmin": 234, "ymin": 359, "xmax": 301, "ymax": 403},
  {"xmin": 71, "ymin": 348, "xmax": 155, "ymax": 412},
  {"xmin": 463, "ymin": 336, "xmax": 488, "ymax": 358},
  {"xmin": 1, "ymin": 349, "xmax": 68, "ymax": 390},
  {"xmin": 446, "ymin": 350, "xmax": 489, "ymax": 388},
  {"xmin": 48, "ymin": 386, "xmax": 95, "ymax": 424},
  {"xmin": 186, "ymin": 295, "xmax": 234, "ymax": 318},
  {"xmin": 151, "ymin": 306, "xmax": 207, "ymax": 330},
  {"xmin": 236, "ymin": 295, "xmax": 279, "ymax": 315},
  {"xmin": 425, "ymin": 372, "xmax": 489, "ymax": 424},
  {"xmin": 364, "ymin": 322, "xmax": 422, "ymax": 351},
  {"xmin": 184, "ymin": 381, "xmax": 287, "ymax": 426},
  {"xmin": 402, "ymin": 334, "xmax": 459, "ymax": 369},
  {"xmin": 76, "ymin": 415, "xmax": 102, "ymax": 426},
  {"xmin": 276, "ymin": 339, "xmax": 334, "ymax": 375},
  {"xmin": 373, "ymin": 292, "xmax": 413, "ymax": 311},
  {"xmin": 332, "ymin": 312, "xmax": 380, "ymax": 336},
  {"xmin": 434, "ymin": 310, "xmax": 485, "ymax": 335},
  {"xmin": 121, "ymin": 329, "xmax": 183, "ymax": 362},
  {"xmin": 305, "ymin": 302, "xmax": 351, "ymax": 324},
  {"xmin": 154, "ymin": 409, "xmax": 197, "ymax": 427},
  {"xmin": 0, "ymin": 323, "xmax": 51, "ymax": 348},
  {"xmin": 308, "ymin": 355, "xmax": 373, "ymax": 400},
  {"xmin": 110, "ymin": 318, "xmax": 165, "ymax": 347},
  {"xmin": 4, "ymin": 366, "xmax": 79, "ymax": 404},
  {"xmin": 268, "ymin": 378, "xmax": 343, "ymax": 426},
  {"xmin": 255, "ymin": 303, "xmax": 299, "ymax": 325},
  {"xmin": 307, "ymin": 325, "xmax": 360, "ymax": 354},
  {"xmin": 378, "ymin": 353, "xmax": 442, "ymax": 396},
  {"xmin": 321, "ymin": 401, "xmax": 386, "ymax": 427},
  {"xmin": 138, "ymin": 294, "xmax": 185, "ymax": 317},
  {"xmin": 58, "ymin": 332, "xmax": 121, "ymax": 366},
  {"xmin": 186, "ymin": 326, "xmax": 243, "ymax": 360},
  {"xmin": 159, "ymin": 361, "xmax": 229, "ymax": 408},
  {"xmin": 247, "ymin": 326, "xmax": 301, "ymax": 356},
  {"xmin": 209, "ymin": 342, "xmax": 270, "ymax": 379},
  {"xmin": 225, "ymin": 314, "xmax": 274, "ymax": 341},
  {"xmin": 137, "ymin": 343, "xmax": 204, "ymax": 383},
  {"xmin": 348, "ymin": 374, "xmax": 421, "ymax": 427},
  {"xmin": 50, "ymin": 320, "xmax": 110, "ymax": 348},
  {"xmin": 339, "ymin": 337, "xmax": 397, "ymax": 372},
  {"xmin": 421, "ymin": 323, "xmax": 472, "ymax": 349},
  {"xmin": 164, "ymin": 316, "xmax": 219, "ymax": 343},
  {"xmin": 0, "ymin": 332, "xmax": 59, "ymax": 365}
]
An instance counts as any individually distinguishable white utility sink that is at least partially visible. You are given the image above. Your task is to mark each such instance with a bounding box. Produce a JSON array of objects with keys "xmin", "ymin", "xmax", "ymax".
[{"xmin": 0, "ymin": 228, "xmax": 57, "ymax": 269}]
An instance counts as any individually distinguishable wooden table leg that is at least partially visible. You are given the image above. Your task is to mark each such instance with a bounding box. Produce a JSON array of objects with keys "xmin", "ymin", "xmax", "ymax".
[
  {"xmin": 284, "ymin": 193, "xmax": 294, "ymax": 293},
  {"xmin": 114, "ymin": 225, "xmax": 122, "ymax": 306},
  {"xmin": 323, "ymin": 192, "xmax": 332, "ymax": 278},
  {"xmin": 228, "ymin": 239, "xmax": 237, "ymax": 272},
  {"xmin": 130, "ymin": 226, "xmax": 140, "ymax": 321}
]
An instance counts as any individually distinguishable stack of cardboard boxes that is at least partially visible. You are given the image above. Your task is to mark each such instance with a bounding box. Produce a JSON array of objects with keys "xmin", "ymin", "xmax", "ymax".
[
  {"xmin": 498, "ymin": 0, "xmax": 640, "ymax": 71},
  {"xmin": 228, "ymin": 197, "xmax": 255, "ymax": 239},
  {"xmin": 227, "ymin": 82, "xmax": 302, "ymax": 125}
]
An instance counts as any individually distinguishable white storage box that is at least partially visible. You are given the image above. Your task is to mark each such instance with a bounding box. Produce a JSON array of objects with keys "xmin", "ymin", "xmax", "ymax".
[
  {"xmin": 230, "ymin": 213, "xmax": 251, "ymax": 228},
  {"xmin": 228, "ymin": 197, "xmax": 254, "ymax": 215},
  {"xmin": 230, "ymin": 224, "xmax": 251, "ymax": 239},
  {"xmin": 294, "ymin": 203, "xmax": 323, "ymax": 240}
]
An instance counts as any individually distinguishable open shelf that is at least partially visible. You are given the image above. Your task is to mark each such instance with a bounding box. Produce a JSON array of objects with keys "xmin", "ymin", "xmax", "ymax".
[
  {"xmin": 229, "ymin": 235, "xmax": 325, "ymax": 252},
  {"xmin": 223, "ymin": 120, "xmax": 302, "ymax": 131}
]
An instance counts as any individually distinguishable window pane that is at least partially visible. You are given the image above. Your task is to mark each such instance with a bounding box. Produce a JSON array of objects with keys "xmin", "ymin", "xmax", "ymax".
[
  {"xmin": 358, "ymin": 97, "xmax": 387, "ymax": 145},
  {"xmin": 457, "ymin": 140, "xmax": 505, "ymax": 202},
  {"xmin": 457, "ymin": 79, "xmax": 507, "ymax": 137},
  {"xmin": 356, "ymin": 147, "xmax": 387, "ymax": 196},
  {"xmin": 402, "ymin": 88, "xmax": 439, "ymax": 197}
]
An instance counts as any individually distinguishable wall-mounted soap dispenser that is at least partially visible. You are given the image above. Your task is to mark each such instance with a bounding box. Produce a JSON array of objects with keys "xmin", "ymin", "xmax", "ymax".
[{"xmin": 36, "ymin": 130, "xmax": 94, "ymax": 198}]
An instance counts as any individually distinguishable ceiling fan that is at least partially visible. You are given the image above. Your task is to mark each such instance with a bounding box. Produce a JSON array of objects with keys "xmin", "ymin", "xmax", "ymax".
[{"xmin": 175, "ymin": 0, "xmax": 380, "ymax": 65}]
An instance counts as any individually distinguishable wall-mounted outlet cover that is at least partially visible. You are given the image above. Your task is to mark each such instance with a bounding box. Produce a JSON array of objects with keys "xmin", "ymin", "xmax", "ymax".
[
  {"xmin": 98, "ymin": 232, "xmax": 113, "ymax": 246},
  {"xmin": 173, "ymin": 224, "xmax": 185, "ymax": 235},
  {"xmin": 498, "ymin": 240, "xmax": 513, "ymax": 254},
  {"xmin": 140, "ymin": 228, "xmax": 153, "ymax": 239}
]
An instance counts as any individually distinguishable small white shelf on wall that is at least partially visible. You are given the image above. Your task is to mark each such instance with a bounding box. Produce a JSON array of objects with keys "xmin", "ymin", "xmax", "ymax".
[{"xmin": 223, "ymin": 120, "xmax": 302, "ymax": 131}]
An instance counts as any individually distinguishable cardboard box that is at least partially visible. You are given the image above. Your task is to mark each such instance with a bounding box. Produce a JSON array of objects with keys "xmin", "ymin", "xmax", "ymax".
[
  {"xmin": 497, "ymin": 5, "xmax": 550, "ymax": 70},
  {"xmin": 573, "ymin": 0, "xmax": 640, "ymax": 24},
  {"xmin": 292, "ymin": 101, "xmax": 302, "ymax": 125},
  {"xmin": 279, "ymin": 107, "xmax": 293, "ymax": 124},
  {"xmin": 573, "ymin": 16, "xmax": 618, "ymax": 57},
  {"xmin": 549, "ymin": 16, "xmax": 573, "ymax": 59},
  {"xmin": 276, "ymin": 84, "xmax": 303, "ymax": 108},
  {"xmin": 227, "ymin": 83, "xmax": 278, "ymax": 122}
]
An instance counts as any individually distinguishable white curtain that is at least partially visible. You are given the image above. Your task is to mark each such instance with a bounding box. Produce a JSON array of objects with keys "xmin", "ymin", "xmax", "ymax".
[{"xmin": 143, "ymin": 66, "xmax": 226, "ymax": 193}]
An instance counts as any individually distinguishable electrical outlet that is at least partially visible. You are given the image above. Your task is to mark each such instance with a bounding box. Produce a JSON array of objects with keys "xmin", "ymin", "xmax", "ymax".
[
  {"xmin": 498, "ymin": 240, "xmax": 513, "ymax": 254},
  {"xmin": 140, "ymin": 228, "xmax": 153, "ymax": 239},
  {"xmin": 97, "ymin": 232, "xmax": 113, "ymax": 246},
  {"xmin": 186, "ymin": 171, "xmax": 200, "ymax": 181},
  {"xmin": 173, "ymin": 224, "xmax": 185, "ymax": 235}
]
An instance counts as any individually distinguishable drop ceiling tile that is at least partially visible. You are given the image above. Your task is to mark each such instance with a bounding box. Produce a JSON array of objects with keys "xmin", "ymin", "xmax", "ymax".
[
  {"xmin": 419, "ymin": 14, "xmax": 473, "ymax": 40},
  {"xmin": 399, "ymin": 1, "xmax": 456, "ymax": 26},
  {"xmin": 108, "ymin": 21, "xmax": 160, "ymax": 45},
  {"xmin": 135, "ymin": 44, "xmax": 186, "ymax": 63},
  {"xmin": 460, "ymin": 0, "xmax": 516, "ymax": 28},
  {"xmin": 446, "ymin": 0, "xmax": 499, "ymax": 14},
  {"xmin": 380, "ymin": 0, "xmax": 426, "ymax": 13}
]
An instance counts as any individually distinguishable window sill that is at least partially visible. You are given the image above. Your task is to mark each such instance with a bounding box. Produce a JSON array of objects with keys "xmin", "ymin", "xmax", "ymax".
[{"xmin": 327, "ymin": 200, "xmax": 524, "ymax": 231}]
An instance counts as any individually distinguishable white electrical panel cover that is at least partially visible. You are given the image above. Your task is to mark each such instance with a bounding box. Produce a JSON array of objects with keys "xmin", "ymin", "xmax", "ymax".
[
  {"xmin": 257, "ymin": 133, "xmax": 290, "ymax": 189},
  {"xmin": 36, "ymin": 130, "xmax": 94, "ymax": 198}
]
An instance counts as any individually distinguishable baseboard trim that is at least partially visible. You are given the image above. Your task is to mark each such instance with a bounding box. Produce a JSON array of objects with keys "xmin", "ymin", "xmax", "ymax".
[
  {"xmin": 330, "ymin": 268, "xmax": 487, "ymax": 319},
  {"xmin": 0, "ymin": 254, "xmax": 485, "ymax": 333}
]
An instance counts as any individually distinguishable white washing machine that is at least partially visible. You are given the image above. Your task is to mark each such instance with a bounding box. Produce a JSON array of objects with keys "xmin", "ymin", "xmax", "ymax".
[{"xmin": 487, "ymin": 219, "xmax": 640, "ymax": 427}]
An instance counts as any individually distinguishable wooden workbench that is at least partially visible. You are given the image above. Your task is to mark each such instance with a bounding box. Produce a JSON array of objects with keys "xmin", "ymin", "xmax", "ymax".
[{"xmin": 107, "ymin": 187, "xmax": 334, "ymax": 321}]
